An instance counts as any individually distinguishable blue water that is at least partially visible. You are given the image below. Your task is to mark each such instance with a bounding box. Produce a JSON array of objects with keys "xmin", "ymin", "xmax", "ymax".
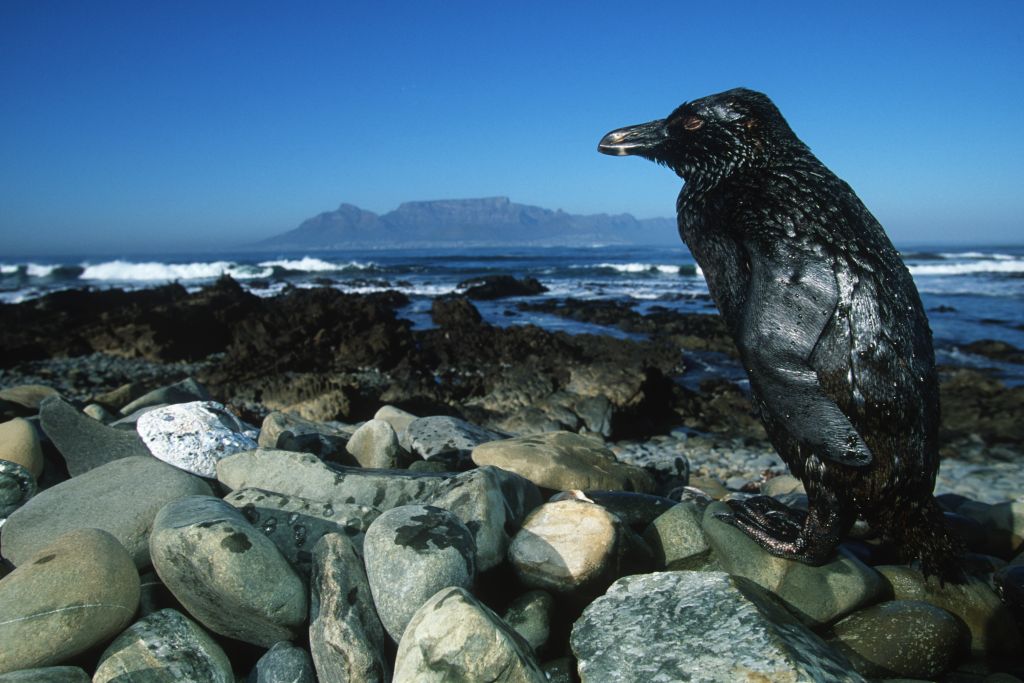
[{"xmin": 3, "ymin": 244, "xmax": 1023, "ymax": 383}]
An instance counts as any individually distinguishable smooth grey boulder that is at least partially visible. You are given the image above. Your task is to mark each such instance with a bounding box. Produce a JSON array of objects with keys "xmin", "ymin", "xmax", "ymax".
[
  {"xmin": 373, "ymin": 405, "xmax": 417, "ymax": 439},
  {"xmin": 224, "ymin": 488, "xmax": 379, "ymax": 573},
  {"xmin": 217, "ymin": 449, "xmax": 450, "ymax": 508},
  {"xmin": 509, "ymin": 499, "xmax": 629, "ymax": 595},
  {"xmin": 259, "ymin": 411, "xmax": 352, "ymax": 461},
  {"xmin": 471, "ymin": 431, "xmax": 655, "ymax": 493},
  {"xmin": 246, "ymin": 641, "xmax": 316, "ymax": 683},
  {"xmin": 643, "ymin": 501, "xmax": 710, "ymax": 569},
  {"xmin": 403, "ymin": 415, "xmax": 506, "ymax": 462},
  {"xmin": 503, "ymin": 590, "xmax": 554, "ymax": 653},
  {"xmin": 119, "ymin": 377, "xmax": 210, "ymax": 416},
  {"xmin": 2, "ymin": 456, "xmax": 212, "ymax": 568},
  {"xmin": 393, "ymin": 586, "xmax": 546, "ymax": 683},
  {"xmin": 703, "ymin": 501, "xmax": 886, "ymax": 626},
  {"xmin": 429, "ymin": 466, "xmax": 540, "ymax": 571},
  {"xmin": 828, "ymin": 600, "xmax": 967, "ymax": 679},
  {"xmin": 149, "ymin": 496, "xmax": 307, "ymax": 646},
  {"xmin": 571, "ymin": 571, "xmax": 864, "ymax": 683},
  {"xmin": 363, "ymin": 504, "xmax": 476, "ymax": 642},
  {"xmin": 92, "ymin": 608, "xmax": 233, "ymax": 683},
  {"xmin": 137, "ymin": 401, "xmax": 258, "ymax": 477},
  {"xmin": 878, "ymin": 564, "xmax": 1023, "ymax": 658},
  {"xmin": 0, "ymin": 528, "xmax": 140, "ymax": 674},
  {"xmin": 346, "ymin": 418, "xmax": 405, "ymax": 469},
  {"xmin": 38, "ymin": 395, "xmax": 151, "ymax": 475},
  {"xmin": 309, "ymin": 534, "xmax": 389, "ymax": 683},
  {"xmin": 0, "ymin": 667, "xmax": 89, "ymax": 682}
]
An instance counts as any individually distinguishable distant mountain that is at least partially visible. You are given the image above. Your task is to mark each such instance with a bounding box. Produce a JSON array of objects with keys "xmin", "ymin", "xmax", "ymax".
[{"xmin": 254, "ymin": 197, "xmax": 677, "ymax": 249}]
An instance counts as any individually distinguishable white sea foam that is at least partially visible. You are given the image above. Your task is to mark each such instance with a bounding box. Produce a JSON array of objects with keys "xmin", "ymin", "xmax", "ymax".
[
  {"xmin": 587, "ymin": 262, "xmax": 683, "ymax": 275},
  {"xmin": 908, "ymin": 260, "xmax": 1024, "ymax": 276},
  {"xmin": 0, "ymin": 263, "xmax": 61, "ymax": 277},
  {"xmin": 79, "ymin": 260, "xmax": 273, "ymax": 281},
  {"xmin": 257, "ymin": 256, "xmax": 375, "ymax": 272},
  {"xmin": 938, "ymin": 251, "xmax": 1015, "ymax": 260},
  {"xmin": 27, "ymin": 263, "xmax": 61, "ymax": 277}
]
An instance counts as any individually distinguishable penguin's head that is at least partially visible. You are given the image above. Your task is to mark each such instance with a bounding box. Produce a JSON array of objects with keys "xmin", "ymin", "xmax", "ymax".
[{"xmin": 598, "ymin": 88, "xmax": 795, "ymax": 185}]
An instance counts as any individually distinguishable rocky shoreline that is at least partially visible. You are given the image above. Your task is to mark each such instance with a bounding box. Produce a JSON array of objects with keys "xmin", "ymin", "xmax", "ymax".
[{"xmin": 1, "ymin": 279, "xmax": 1023, "ymax": 681}]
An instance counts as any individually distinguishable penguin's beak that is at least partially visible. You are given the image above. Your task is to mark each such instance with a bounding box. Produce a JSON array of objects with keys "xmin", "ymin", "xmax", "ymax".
[{"xmin": 598, "ymin": 119, "xmax": 668, "ymax": 156}]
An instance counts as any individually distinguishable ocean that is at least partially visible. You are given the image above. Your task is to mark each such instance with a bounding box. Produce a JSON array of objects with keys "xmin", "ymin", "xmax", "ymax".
[{"xmin": 3, "ymin": 244, "xmax": 1023, "ymax": 385}]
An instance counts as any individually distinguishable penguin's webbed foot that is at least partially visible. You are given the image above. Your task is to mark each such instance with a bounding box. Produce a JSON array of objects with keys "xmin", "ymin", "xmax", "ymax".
[{"xmin": 714, "ymin": 496, "xmax": 846, "ymax": 566}]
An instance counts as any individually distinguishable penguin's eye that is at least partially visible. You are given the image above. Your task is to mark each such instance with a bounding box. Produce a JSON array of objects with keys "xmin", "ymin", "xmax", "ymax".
[{"xmin": 682, "ymin": 116, "xmax": 704, "ymax": 131}]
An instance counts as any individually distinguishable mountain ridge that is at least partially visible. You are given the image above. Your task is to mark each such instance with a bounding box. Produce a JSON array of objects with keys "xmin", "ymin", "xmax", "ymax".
[{"xmin": 255, "ymin": 197, "xmax": 678, "ymax": 249}]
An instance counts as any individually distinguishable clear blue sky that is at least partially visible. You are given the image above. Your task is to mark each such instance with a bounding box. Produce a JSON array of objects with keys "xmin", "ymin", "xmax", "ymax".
[{"xmin": 1, "ymin": 1, "xmax": 1022, "ymax": 256}]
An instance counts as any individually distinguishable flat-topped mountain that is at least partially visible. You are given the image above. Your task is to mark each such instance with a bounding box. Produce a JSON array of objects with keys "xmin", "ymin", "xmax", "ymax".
[{"xmin": 256, "ymin": 197, "xmax": 677, "ymax": 249}]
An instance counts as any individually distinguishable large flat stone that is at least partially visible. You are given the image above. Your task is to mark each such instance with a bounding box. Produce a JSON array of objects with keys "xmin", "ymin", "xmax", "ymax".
[
  {"xmin": 472, "ymin": 431, "xmax": 655, "ymax": 493},
  {"xmin": 2, "ymin": 456, "xmax": 213, "ymax": 568},
  {"xmin": 571, "ymin": 571, "xmax": 864, "ymax": 683}
]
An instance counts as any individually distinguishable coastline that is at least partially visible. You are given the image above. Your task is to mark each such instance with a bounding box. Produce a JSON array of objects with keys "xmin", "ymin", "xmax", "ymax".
[{"xmin": 2, "ymin": 278, "xmax": 1024, "ymax": 679}]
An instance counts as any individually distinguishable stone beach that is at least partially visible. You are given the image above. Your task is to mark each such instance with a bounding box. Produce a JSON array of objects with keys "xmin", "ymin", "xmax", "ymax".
[{"xmin": 2, "ymin": 280, "xmax": 1024, "ymax": 680}]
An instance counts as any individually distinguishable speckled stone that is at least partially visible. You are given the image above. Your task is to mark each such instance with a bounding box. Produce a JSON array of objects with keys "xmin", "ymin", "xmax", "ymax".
[
  {"xmin": 247, "ymin": 641, "xmax": 316, "ymax": 683},
  {"xmin": 149, "ymin": 495, "xmax": 307, "ymax": 646},
  {"xmin": 877, "ymin": 564, "xmax": 1023, "ymax": 658},
  {"xmin": 0, "ymin": 528, "xmax": 140, "ymax": 674},
  {"xmin": 137, "ymin": 401, "xmax": 258, "ymax": 477},
  {"xmin": 309, "ymin": 534, "xmax": 388, "ymax": 682},
  {"xmin": 502, "ymin": 590, "xmax": 554, "ymax": 653},
  {"xmin": 92, "ymin": 609, "xmax": 233, "ymax": 683},
  {"xmin": 829, "ymin": 600, "xmax": 968, "ymax": 679},
  {"xmin": 403, "ymin": 415, "xmax": 506, "ymax": 463},
  {"xmin": 2, "ymin": 456, "xmax": 212, "ymax": 568},
  {"xmin": 0, "ymin": 418, "xmax": 43, "ymax": 479},
  {"xmin": 571, "ymin": 571, "xmax": 864, "ymax": 683},
  {"xmin": 363, "ymin": 504, "xmax": 476, "ymax": 642},
  {"xmin": 393, "ymin": 586, "xmax": 546, "ymax": 683},
  {"xmin": 0, "ymin": 461, "xmax": 35, "ymax": 519}
]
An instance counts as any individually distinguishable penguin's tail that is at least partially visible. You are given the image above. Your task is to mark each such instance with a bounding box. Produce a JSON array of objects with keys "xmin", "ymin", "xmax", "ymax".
[{"xmin": 884, "ymin": 496, "xmax": 966, "ymax": 584}]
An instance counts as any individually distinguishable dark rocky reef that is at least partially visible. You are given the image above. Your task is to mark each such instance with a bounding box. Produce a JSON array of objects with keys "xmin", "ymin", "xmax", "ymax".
[{"xmin": 2, "ymin": 277, "xmax": 1021, "ymax": 454}]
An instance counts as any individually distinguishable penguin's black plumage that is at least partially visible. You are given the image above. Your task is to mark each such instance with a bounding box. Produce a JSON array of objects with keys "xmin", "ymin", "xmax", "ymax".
[{"xmin": 599, "ymin": 88, "xmax": 961, "ymax": 579}]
